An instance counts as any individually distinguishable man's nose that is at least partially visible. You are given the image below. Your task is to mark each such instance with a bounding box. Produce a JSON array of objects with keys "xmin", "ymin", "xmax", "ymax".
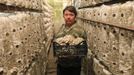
[{"xmin": 67, "ymin": 16, "xmax": 71, "ymax": 19}]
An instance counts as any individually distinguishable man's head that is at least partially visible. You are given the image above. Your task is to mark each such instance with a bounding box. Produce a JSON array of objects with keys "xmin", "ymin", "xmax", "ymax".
[{"xmin": 63, "ymin": 6, "xmax": 77, "ymax": 26}]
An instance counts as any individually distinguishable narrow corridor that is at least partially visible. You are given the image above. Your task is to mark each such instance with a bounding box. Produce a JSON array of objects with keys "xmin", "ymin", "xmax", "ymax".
[{"xmin": 0, "ymin": 0, "xmax": 134, "ymax": 75}]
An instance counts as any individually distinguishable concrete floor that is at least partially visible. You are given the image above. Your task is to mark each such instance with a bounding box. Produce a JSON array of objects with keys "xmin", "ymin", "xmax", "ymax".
[{"xmin": 46, "ymin": 45, "xmax": 57, "ymax": 75}]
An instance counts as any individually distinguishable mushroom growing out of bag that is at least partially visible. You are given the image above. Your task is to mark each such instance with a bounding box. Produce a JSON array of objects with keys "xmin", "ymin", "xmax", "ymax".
[{"xmin": 55, "ymin": 35, "xmax": 84, "ymax": 45}]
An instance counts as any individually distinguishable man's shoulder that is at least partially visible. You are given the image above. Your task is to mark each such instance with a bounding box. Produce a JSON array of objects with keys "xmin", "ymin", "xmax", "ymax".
[{"xmin": 73, "ymin": 24, "xmax": 84, "ymax": 31}]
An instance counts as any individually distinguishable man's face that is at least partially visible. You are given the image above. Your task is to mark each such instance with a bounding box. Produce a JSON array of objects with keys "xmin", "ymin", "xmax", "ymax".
[{"xmin": 63, "ymin": 10, "xmax": 76, "ymax": 26}]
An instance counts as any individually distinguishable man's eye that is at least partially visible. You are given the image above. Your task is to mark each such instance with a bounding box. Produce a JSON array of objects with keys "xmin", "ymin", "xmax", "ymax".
[
  {"xmin": 70, "ymin": 14, "xmax": 74, "ymax": 16},
  {"xmin": 64, "ymin": 14, "xmax": 74, "ymax": 16},
  {"xmin": 65, "ymin": 14, "xmax": 68, "ymax": 16}
]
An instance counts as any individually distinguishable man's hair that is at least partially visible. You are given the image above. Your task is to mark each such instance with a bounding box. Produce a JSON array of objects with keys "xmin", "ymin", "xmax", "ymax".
[{"xmin": 63, "ymin": 6, "xmax": 77, "ymax": 16}]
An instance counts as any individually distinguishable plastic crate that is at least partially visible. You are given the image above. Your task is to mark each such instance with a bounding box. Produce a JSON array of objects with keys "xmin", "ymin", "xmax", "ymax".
[{"xmin": 53, "ymin": 41, "xmax": 88, "ymax": 57}]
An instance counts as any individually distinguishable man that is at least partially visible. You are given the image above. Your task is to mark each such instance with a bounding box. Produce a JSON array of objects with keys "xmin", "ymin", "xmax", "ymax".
[{"xmin": 54, "ymin": 6, "xmax": 87, "ymax": 75}]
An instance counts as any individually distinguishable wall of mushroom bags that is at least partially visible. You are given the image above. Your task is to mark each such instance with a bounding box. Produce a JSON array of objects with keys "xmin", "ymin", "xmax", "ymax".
[
  {"xmin": 73, "ymin": 0, "xmax": 134, "ymax": 75},
  {"xmin": 0, "ymin": 0, "xmax": 53, "ymax": 75}
]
